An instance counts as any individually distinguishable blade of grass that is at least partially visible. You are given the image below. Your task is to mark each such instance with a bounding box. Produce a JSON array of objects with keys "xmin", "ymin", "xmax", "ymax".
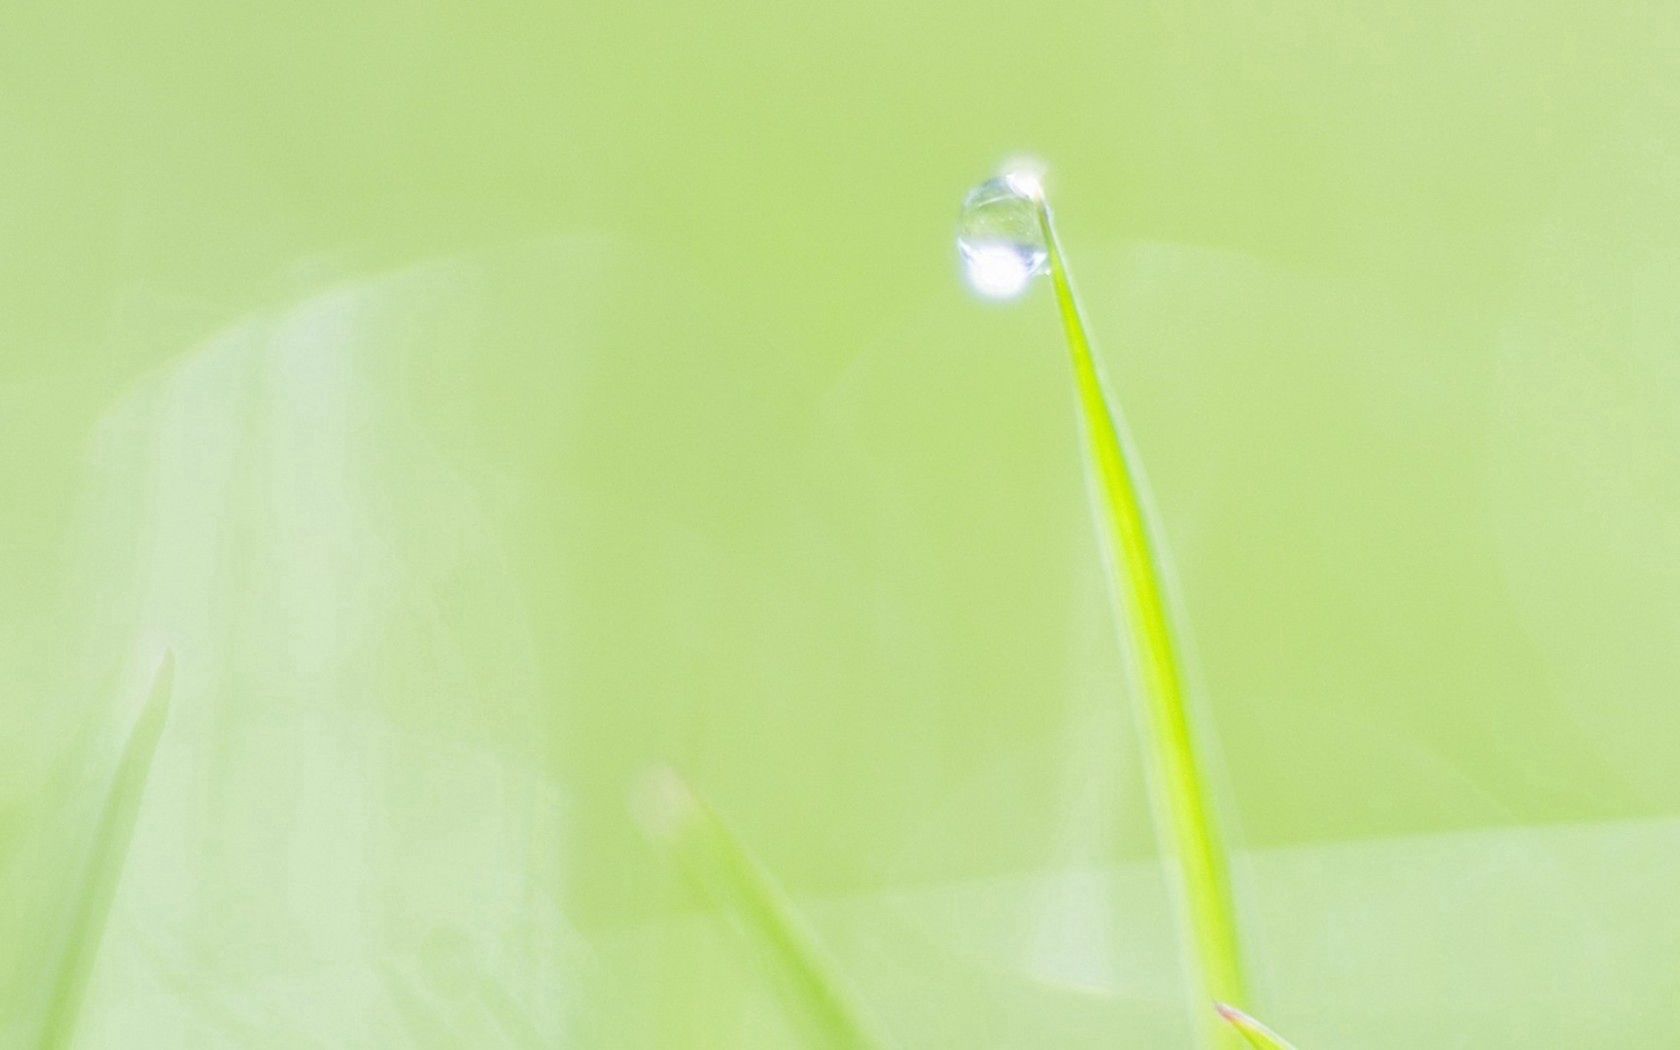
[
  {"xmin": 1031, "ymin": 188, "xmax": 1247, "ymax": 1045},
  {"xmin": 1215, "ymin": 1003, "xmax": 1299, "ymax": 1049},
  {"xmin": 634, "ymin": 767, "xmax": 884, "ymax": 1050},
  {"xmin": 38, "ymin": 651, "xmax": 175, "ymax": 1050}
]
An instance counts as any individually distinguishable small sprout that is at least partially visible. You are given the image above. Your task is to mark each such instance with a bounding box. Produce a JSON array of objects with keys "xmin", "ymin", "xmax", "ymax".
[{"xmin": 1215, "ymin": 1002, "xmax": 1299, "ymax": 1050}]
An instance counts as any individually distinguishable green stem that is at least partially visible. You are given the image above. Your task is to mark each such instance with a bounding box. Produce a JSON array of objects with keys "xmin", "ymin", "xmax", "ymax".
[{"xmin": 1034, "ymin": 195, "xmax": 1247, "ymax": 1044}]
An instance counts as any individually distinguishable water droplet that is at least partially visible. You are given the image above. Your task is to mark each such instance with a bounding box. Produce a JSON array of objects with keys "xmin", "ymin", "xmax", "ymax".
[{"xmin": 957, "ymin": 174, "xmax": 1048, "ymax": 300}]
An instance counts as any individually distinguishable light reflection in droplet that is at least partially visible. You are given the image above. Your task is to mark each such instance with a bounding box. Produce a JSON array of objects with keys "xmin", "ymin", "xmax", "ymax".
[{"xmin": 959, "ymin": 242, "xmax": 1035, "ymax": 299}]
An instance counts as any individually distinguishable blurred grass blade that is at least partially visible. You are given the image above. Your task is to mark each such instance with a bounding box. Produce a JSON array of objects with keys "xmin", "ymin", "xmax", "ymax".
[
  {"xmin": 39, "ymin": 651, "xmax": 175, "ymax": 1049},
  {"xmin": 635, "ymin": 767, "xmax": 884, "ymax": 1049},
  {"xmin": 1216, "ymin": 1003, "xmax": 1299, "ymax": 1049},
  {"xmin": 1032, "ymin": 189, "xmax": 1247, "ymax": 1042}
]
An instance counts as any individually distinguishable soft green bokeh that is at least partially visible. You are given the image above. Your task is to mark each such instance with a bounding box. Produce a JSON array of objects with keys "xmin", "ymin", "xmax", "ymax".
[{"xmin": 2, "ymin": 0, "xmax": 1678, "ymax": 1045}]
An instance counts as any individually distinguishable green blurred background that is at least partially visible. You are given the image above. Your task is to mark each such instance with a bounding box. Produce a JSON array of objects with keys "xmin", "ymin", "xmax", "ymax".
[{"xmin": 3, "ymin": 0, "xmax": 1680, "ymax": 1045}]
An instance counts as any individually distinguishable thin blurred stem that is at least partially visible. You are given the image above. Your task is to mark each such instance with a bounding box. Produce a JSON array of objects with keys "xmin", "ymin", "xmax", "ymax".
[
  {"xmin": 39, "ymin": 652, "xmax": 175, "ymax": 1050},
  {"xmin": 637, "ymin": 769, "xmax": 884, "ymax": 1050},
  {"xmin": 1033, "ymin": 194, "xmax": 1247, "ymax": 1045}
]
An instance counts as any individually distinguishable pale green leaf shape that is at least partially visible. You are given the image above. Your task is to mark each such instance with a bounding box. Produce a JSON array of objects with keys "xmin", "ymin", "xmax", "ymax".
[
  {"xmin": 37, "ymin": 652, "xmax": 175, "ymax": 1050},
  {"xmin": 634, "ymin": 767, "xmax": 886, "ymax": 1049},
  {"xmin": 1031, "ymin": 180, "xmax": 1246, "ymax": 1048},
  {"xmin": 1216, "ymin": 1003, "xmax": 1299, "ymax": 1049}
]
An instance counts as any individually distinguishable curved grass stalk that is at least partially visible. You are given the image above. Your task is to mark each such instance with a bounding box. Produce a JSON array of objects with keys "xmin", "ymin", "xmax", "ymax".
[
  {"xmin": 1030, "ymin": 191, "xmax": 1248, "ymax": 1046},
  {"xmin": 635, "ymin": 768, "xmax": 884, "ymax": 1050},
  {"xmin": 1215, "ymin": 1003, "xmax": 1298, "ymax": 1049}
]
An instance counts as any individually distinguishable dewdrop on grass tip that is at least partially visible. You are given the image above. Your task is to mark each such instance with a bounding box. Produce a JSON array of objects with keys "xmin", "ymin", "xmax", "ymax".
[{"xmin": 957, "ymin": 168, "xmax": 1049, "ymax": 300}]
